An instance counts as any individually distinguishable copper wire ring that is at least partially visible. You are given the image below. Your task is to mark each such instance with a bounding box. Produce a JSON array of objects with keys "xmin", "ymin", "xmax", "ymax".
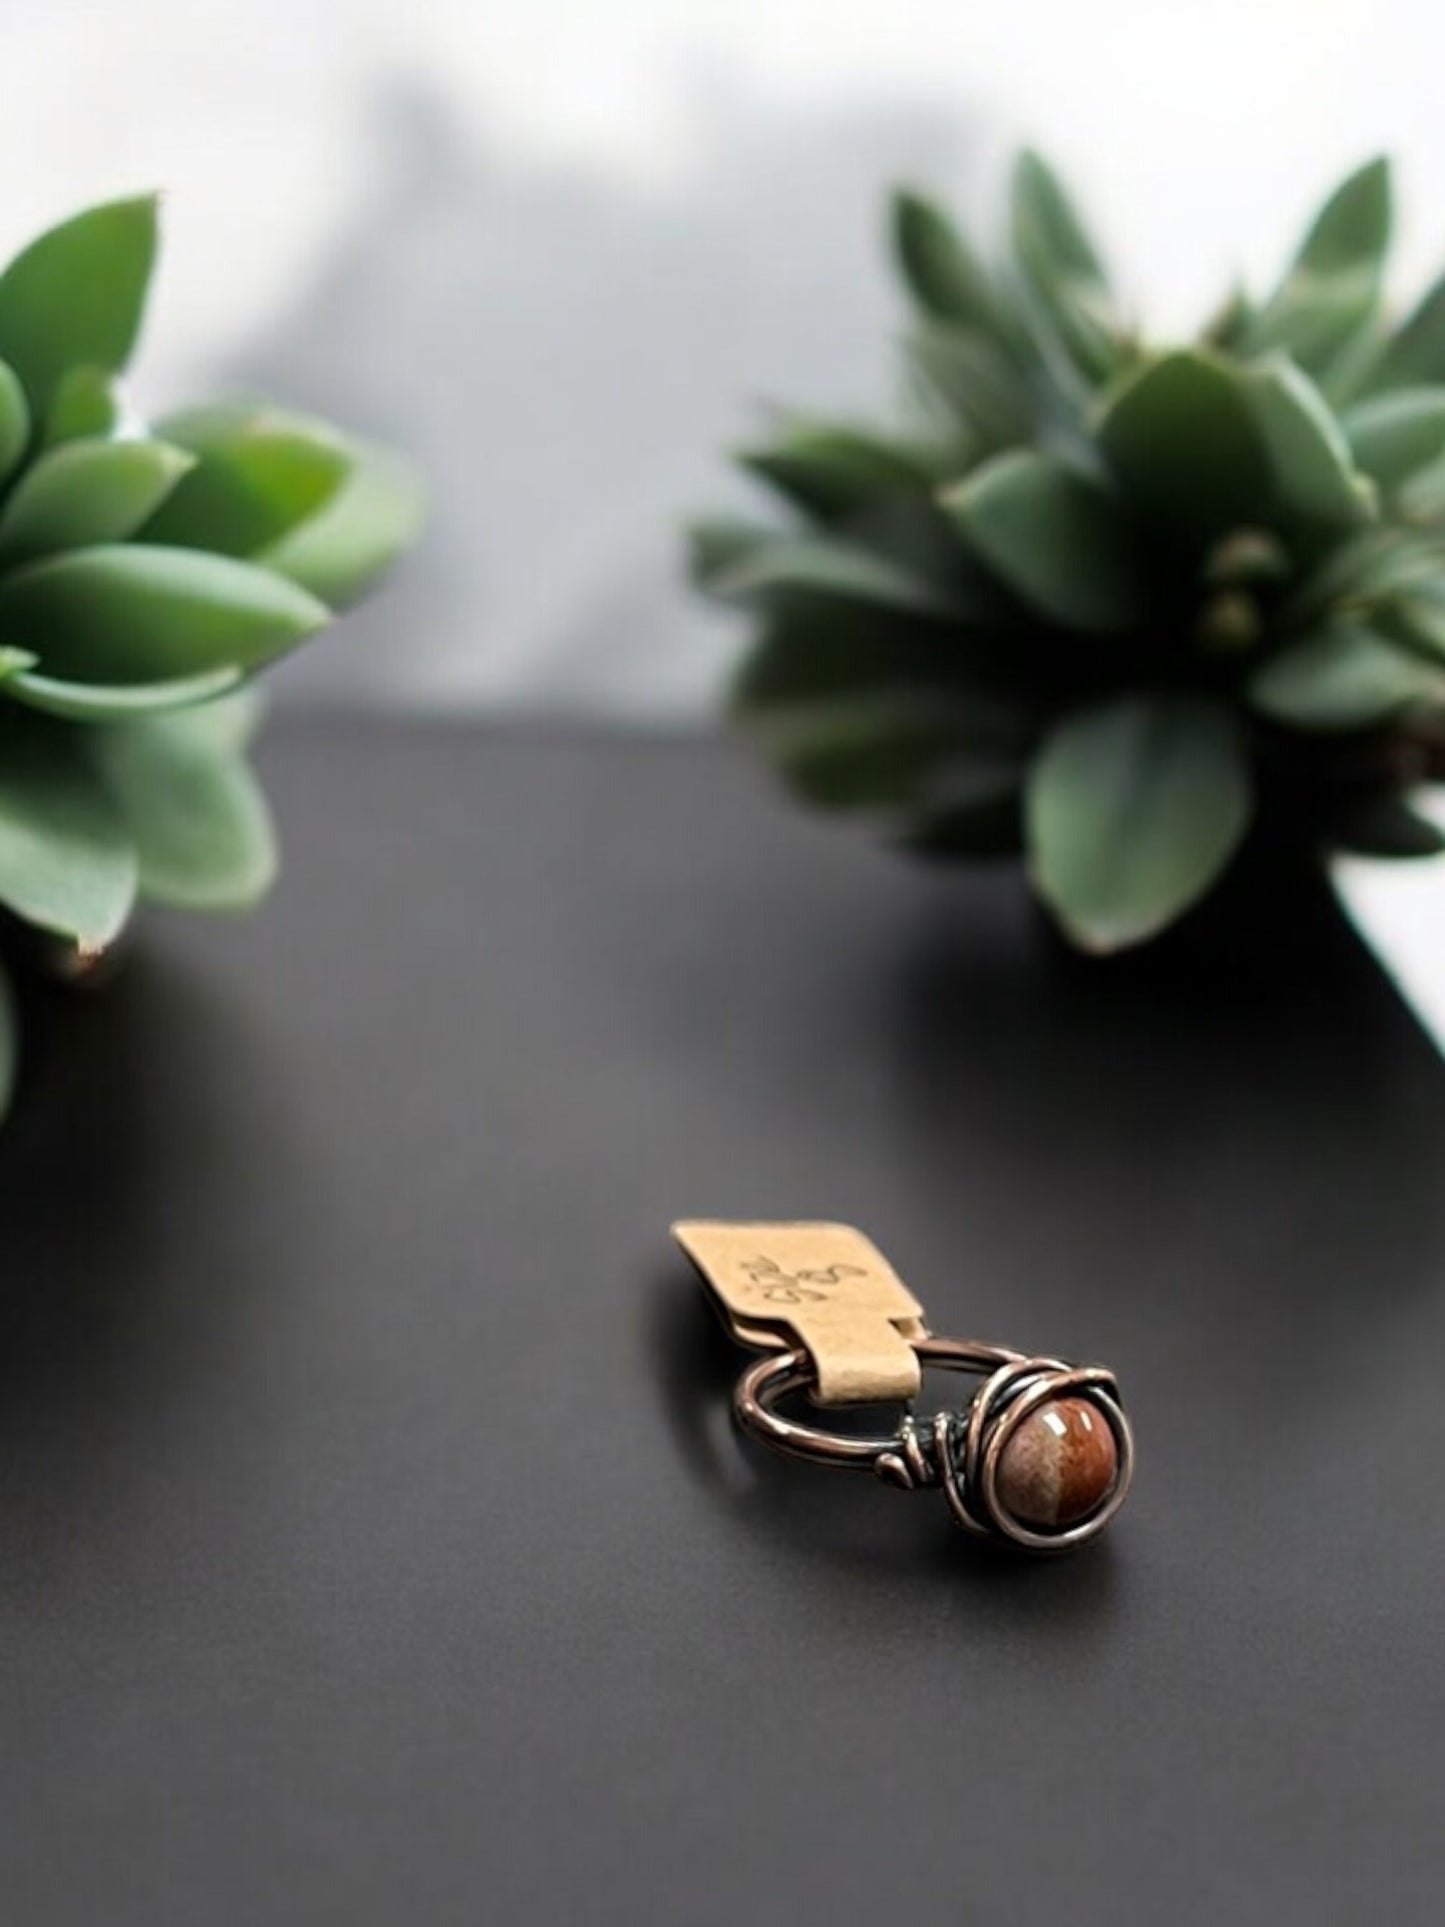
[{"xmin": 734, "ymin": 1335, "xmax": 1134, "ymax": 1552}]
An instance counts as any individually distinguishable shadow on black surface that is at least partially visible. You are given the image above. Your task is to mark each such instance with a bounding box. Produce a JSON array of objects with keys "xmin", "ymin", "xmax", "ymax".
[
  {"xmin": 892, "ymin": 853, "xmax": 1445, "ymax": 1408},
  {"xmin": 0, "ymin": 940, "xmax": 292, "ymax": 1435}
]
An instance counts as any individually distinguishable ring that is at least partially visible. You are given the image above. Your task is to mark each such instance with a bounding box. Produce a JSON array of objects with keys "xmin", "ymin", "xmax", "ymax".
[{"xmin": 734, "ymin": 1335, "xmax": 1133, "ymax": 1552}]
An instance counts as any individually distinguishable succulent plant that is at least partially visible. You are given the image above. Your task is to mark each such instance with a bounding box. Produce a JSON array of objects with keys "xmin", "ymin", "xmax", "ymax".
[
  {"xmin": 0, "ymin": 194, "xmax": 422, "ymax": 1123},
  {"xmin": 690, "ymin": 151, "xmax": 1445, "ymax": 953}
]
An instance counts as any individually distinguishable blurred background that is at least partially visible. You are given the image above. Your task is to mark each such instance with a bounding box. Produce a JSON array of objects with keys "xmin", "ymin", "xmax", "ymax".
[{"xmin": 3, "ymin": 0, "xmax": 1441, "ymax": 720}]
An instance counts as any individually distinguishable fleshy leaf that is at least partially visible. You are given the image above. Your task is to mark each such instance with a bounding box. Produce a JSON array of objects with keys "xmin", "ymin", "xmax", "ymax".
[
  {"xmin": 1097, "ymin": 350, "xmax": 1270, "ymax": 546},
  {"xmin": 0, "ymin": 359, "xmax": 29, "ymax": 483},
  {"xmin": 0, "ymin": 196, "xmax": 158, "ymax": 416},
  {"xmin": 739, "ymin": 424, "xmax": 940, "ymax": 522},
  {"xmin": 0, "ymin": 544, "xmax": 330, "ymax": 684},
  {"xmin": 0, "ymin": 718, "xmax": 136, "ymax": 943},
  {"xmin": 1242, "ymin": 358, "xmax": 1374, "ymax": 533},
  {"xmin": 165, "ymin": 684, "xmax": 264, "ymax": 755},
  {"xmin": 1027, "ymin": 695, "xmax": 1251, "ymax": 950},
  {"xmin": 257, "ymin": 441, "xmax": 424, "ymax": 608},
  {"xmin": 88, "ymin": 704, "xmax": 276, "ymax": 910},
  {"xmin": 1394, "ymin": 451, "xmax": 1445, "ymax": 520},
  {"xmin": 1245, "ymin": 158, "xmax": 1391, "ymax": 378},
  {"xmin": 43, "ymin": 365, "xmax": 121, "ymax": 446},
  {"xmin": 892, "ymin": 189, "xmax": 1022, "ymax": 354},
  {"xmin": 704, "ymin": 534, "xmax": 959, "ymax": 618},
  {"xmin": 0, "ymin": 953, "xmax": 15, "ymax": 1124},
  {"xmin": 1294, "ymin": 157, "xmax": 1393, "ymax": 276},
  {"xmin": 906, "ymin": 325, "xmax": 1034, "ymax": 450},
  {"xmin": 1247, "ymin": 621, "xmax": 1441, "ymax": 730},
  {"xmin": 0, "ymin": 436, "xmax": 195, "ymax": 564},
  {"xmin": 1371, "ymin": 274, "xmax": 1445, "ymax": 391},
  {"xmin": 1293, "ymin": 529, "xmax": 1441, "ymax": 625},
  {"xmin": 1376, "ymin": 591, "xmax": 1445, "ymax": 662},
  {"xmin": 941, "ymin": 449, "xmax": 1143, "ymax": 631},
  {"xmin": 748, "ymin": 692, "xmax": 1026, "ymax": 813},
  {"xmin": 143, "ymin": 402, "xmax": 352, "ymax": 556},
  {"xmin": 0, "ymin": 646, "xmax": 37, "ymax": 681},
  {"xmin": 2, "ymin": 663, "xmax": 243, "ymax": 722},
  {"xmin": 1342, "ymin": 387, "xmax": 1445, "ymax": 489},
  {"xmin": 1011, "ymin": 149, "xmax": 1125, "ymax": 385},
  {"xmin": 687, "ymin": 517, "xmax": 778, "ymax": 590},
  {"xmin": 1201, "ymin": 284, "xmax": 1255, "ymax": 353}
]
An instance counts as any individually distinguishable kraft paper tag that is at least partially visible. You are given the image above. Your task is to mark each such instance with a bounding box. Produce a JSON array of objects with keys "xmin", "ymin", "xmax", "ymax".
[{"xmin": 672, "ymin": 1220, "xmax": 928, "ymax": 1406}]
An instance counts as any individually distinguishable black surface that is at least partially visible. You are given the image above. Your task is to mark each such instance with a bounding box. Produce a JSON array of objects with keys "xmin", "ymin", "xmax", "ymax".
[{"xmin": 2, "ymin": 721, "xmax": 1444, "ymax": 1924}]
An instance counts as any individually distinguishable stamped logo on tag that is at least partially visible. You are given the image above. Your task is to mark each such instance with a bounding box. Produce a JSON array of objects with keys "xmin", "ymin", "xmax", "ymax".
[{"xmin": 671, "ymin": 1220, "xmax": 929, "ymax": 1405}]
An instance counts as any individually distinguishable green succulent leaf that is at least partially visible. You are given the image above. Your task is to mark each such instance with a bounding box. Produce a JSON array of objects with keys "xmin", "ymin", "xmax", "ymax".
[
  {"xmin": 0, "ymin": 359, "xmax": 29, "ymax": 484},
  {"xmin": 0, "ymin": 195, "xmax": 158, "ymax": 417},
  {"xmin": 1295, "ymin": 156, "xmax": 1393, "ymax": 277},
  {"xmin": 1341, "ymin": 387, "xmax": 1445, "ymax": 489},
  {"xmin": 1247, "ymin": 621, "xmax": 1441, "ymax": 729},
  {"xmin": 1375, "ymin": 589, "xmax": 1445, "ymax": 663},
  {"xmin": 0, "ymin": 718, "xmax": 136, "ymax": 943},
  {"xmin": 749, "ymin": 694, "xmax": 970, "ymax": 811},
  {"xmin": 0, "ymin": 544, "xmax": 330, "ymax": 684},
  {"xmin": 687, "ymin": 517, "xmax": 778, "ymax": 590},
  {"xmin": 0, "ymin": 646, "xmax": 37, "ymax": 681},
  {"xmin": 906, "ymin": 324, "xmax": 1035, "ymax": 451},
  {"xmin": 0, "ymin": 436, "xmax": 195, "ymax": 565},
  {"xmin": 0, "ymin": 952, "xmax": 15, "ymax": 1125},
  {"xmin": 893, "ymin": 189, "xmax": 997, "ymax": 327},
  {"xmin": 739, "ymin": 423, "xmax": 941, "ymax": 523},
  {"xmin": 941, "ymin": 448, "xmax": 1143, "ymax": 631},
  {"xmin": 747, "ymin": 690, "xmax": 1028, "ymax": 813},
  {"xmin": 891, "ymin": 189, "xmax": 1028, "ymax": 361},
  {"xmin": 43, "ymin": 365, "xmax": 121, "ymax": 447},
  {"xmin": 169, "ymin": 684, "xmax": 264, "ymax": 755},
  {"xmin": 1200, "ymin": 284, "xmax": 1255, "ymax": 353},
  {"xmin": 1245, "ymin": 157, "xmax": 1391, "ymax": 379},
  {"xmin": 1393, "ymin": 451, "xmax": 1445, "ymax": 521},
  {"xmin": 1293, "ymin": 528, "xmax": 1442, "ymax": 627},
  {"xmin": 2, "ymin": 663, "xmax": 243, "ymax": 723},
  {"xmin": 88, "ymin": 704, "xmax": 275, "ymax": 910},
  {"xmin": 1011, "ymin": 149, "xmax": 1125, "ymax": 386},
  {"xmin": 143, "ymin": 402, "xmax": 351, "ymax": 556},
  {"xmin": 257, "ymin": 441, "xmax": 424, "ymax": 608},
  {"xmin": 1027, "ymin": 695, "xmax": 1251, "ymax": 950},
  {"xmin": 1332, "ymin": 793, "xmax": 1445, "ymax": 857},
  {"xmin": 1097, "ymin": 349, "xmax": 1270, "ymax": 545},
  {"xmin": 1242, "ymin": 357, "xmax": 1374, "ymax": 533},
  {"xmin": 703, "ymin": 532, "xmax": 960, "ymax": 618},
  {"xmin": 1371, "ymin": 274, "xmax": 1445, "ymax": 392}
]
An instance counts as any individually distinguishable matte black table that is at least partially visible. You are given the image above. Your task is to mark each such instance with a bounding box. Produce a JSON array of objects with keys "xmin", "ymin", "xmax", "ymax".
[{"xmin": 1, "ymin": 721, "xmax": 1442, "ymax": 1924}]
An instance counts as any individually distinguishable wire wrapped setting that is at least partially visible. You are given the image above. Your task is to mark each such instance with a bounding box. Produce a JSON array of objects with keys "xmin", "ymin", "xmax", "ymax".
[{"xmin": 734, "ymin": 1335, "xmax": 1133, "ymax": 1553}]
